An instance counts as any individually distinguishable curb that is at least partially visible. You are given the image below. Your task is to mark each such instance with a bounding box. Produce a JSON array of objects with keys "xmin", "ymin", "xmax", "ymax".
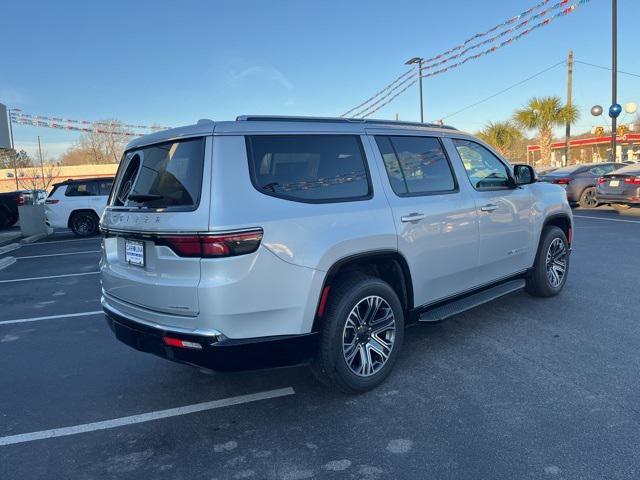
[
  {"xmin": 0, "ymin": 256, "xmax": 16, "ymax": 271},
  {"xmin": 0, "ymin": 243, "xmax": 20, "ymax": 256},
  {"xmin": 20, "ymin": 233, "xmax": 48, "ymax": 245},
  {"xmin": 0, "ymin": 233, "xmax": 22, "ymax": 247}
]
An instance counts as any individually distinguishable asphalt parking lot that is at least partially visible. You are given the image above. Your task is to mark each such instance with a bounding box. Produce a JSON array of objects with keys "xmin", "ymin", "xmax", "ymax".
[{"xmin": 1, "ymin": 209, "xmax": 640, "ymax": 480}]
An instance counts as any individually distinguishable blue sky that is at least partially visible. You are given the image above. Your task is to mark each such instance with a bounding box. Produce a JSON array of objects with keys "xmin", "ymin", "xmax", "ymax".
[{"xmin": 2, "ymin": 0, "xmax": 639, "ymax": 159}]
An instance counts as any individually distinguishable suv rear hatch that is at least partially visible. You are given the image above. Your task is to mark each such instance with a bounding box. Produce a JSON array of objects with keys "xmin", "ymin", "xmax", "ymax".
[{"xmin": 101, "ymin": 135, "xmax": 211, "ymax": 317}]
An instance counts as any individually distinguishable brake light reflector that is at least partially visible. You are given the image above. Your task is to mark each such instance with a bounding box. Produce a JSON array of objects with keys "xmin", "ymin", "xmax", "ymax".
[
  {"xmin": 156, "ymin": 229, "xmax": 263, "ymax": 258},
  {"xmin": 623, "ymin": 176, "xmax": 640, "ymax": 185},
  {"xmin": 163, "ymin": 336, "xmax": 203, "ymax": 350},
  {"xmin": 45, "ymin": 199, "xmax": 59, "ymax": 204},
  {"xmin": 597, "ymin": 177, "xmax": 607, "ymax": 184},
  {"xmin": 16, "ymin": 194, "xmax": 25, "ymax": 206},
  {"xmin": 552, "ymin": 178, "xmax": 572, "ymax": 185}
]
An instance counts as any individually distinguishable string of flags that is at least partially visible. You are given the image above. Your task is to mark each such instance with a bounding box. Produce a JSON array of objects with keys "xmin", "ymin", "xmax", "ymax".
[
  {"xmin": 10, "ymin": 116, "xmax": 144, "ymax": 137},
  {"xmin": 422, "ymin": 0, "xmax": 572, "ymax": 71},
  {"xmin": 9, "ymin": 110, "xmax": 170, "ymax": 132},
  {"xmin": 423, "ymin": 0, "xmax": 555, "ymax": 65},
  {"xmin": 353, "ymin": 0, "xmax": 591, "ymax": 119}
]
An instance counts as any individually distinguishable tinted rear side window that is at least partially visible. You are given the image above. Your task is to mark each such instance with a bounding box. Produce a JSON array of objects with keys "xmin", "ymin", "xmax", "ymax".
[
  {"xmin": 375, "ymin": 136, "xmax": 456, "ymax": 195},
  {"xmin": 111, "ymin": 137, "xmax": 205, "ymax": 210},
  {"xmin": 246, "ymin": 135, "xmax": 371, "ymax": 203},
  {"xmin": 65, "ymin": 182, "xmax": 99, "ymax": 197}
]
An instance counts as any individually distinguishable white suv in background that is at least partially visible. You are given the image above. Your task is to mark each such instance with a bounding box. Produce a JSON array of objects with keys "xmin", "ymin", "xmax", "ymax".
[
  {"xmin": 100, "ymin": 116, "xmax": 572, "ymax": 392},
  {"xmin": 45, "ymin": 177, "xmax": 114, "ymax": 236}
]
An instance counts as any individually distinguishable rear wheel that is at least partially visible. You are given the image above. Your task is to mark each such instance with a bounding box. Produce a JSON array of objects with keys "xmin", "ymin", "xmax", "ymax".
[
  {"xmin": 312, "ymin": 273, "xmax": 404, "ymax": 393},
  {"xmin": 70, "ymin": 211, "xmax": 99, "ymax": 237},
  {"xmin": 526, "ymin": 226, "xmax": 570, "ymax": 297},
  {"xmin": 578, "ymin": 187, "xmax": 598, "ymax": 208},
  {"xmin": 611, "ymin": 203, "xmax": 631, "ymax": 212}
]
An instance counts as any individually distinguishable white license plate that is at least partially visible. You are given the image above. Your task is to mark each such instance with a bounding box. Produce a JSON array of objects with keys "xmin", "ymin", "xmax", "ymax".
[
  {"xmin": 609, "ymin": 180, "xmax": 620, "ymax": 187},
  {"xmin": 125, "ymin": 239, "xmax": 145, "ymax": 267}
]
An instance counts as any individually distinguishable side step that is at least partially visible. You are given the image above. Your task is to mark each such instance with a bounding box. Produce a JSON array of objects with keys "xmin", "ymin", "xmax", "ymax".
[{"xmin": 418, "ymin": 279, "xmax": 526, "ymax": 323}]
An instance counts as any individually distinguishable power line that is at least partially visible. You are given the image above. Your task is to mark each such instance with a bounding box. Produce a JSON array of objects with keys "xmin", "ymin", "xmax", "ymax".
[
  {"xmin": 574, "ymin": 60, "xmax": 640, "ymax": 79},
  {"xmin": 437, "ymin": 60, "xmax": 566, "ymax": 121}
]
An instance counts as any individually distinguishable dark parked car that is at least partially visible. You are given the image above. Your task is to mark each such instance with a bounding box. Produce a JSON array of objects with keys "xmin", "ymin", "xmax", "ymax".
[
  {"xmin": 596, "ymin": 164, "xmax": 640, "ymax": 211},
  {"xmin": 538, "ymin": 162, "xmax": 625, "ymax": 208},
  {"xmin": 0, "ymin": 191, "xmax": 24, "ymax": 229}
]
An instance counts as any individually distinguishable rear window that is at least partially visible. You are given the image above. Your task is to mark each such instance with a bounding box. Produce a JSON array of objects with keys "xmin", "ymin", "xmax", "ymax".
[
  {"xmin": 246, "ymin": 135, "xmax": 371, "ymax": 203},
  {"xmin": 111, "ymin": 138, "xmax": 205, "ymax": 210}
]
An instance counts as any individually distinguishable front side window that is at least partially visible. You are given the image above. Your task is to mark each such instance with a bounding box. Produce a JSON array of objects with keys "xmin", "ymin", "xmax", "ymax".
[
  {"xmin": 111, "ymin": 137, "xmax": 205, "ymax": 209},
  {"xmin": 246, "ymin": 135, "xmax": 371, "ymax": 202},
  {"xmin": 98, "ymin": 180, "xmax": 113, "ymax": 196},
  {"xmin": 375, "ymin": 135, "xmax": 456, "ymax": 195},
  {"xmin": 453, "ymin": 139, "xmax": 511, "ymax": 190}
]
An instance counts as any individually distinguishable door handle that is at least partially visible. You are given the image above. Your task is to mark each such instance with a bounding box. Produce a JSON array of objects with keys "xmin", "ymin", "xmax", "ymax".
[
  {"xmin": 400, "ymin": 212, "xmax": 426, "ymax": 223},
  {"xmin": 480, "ymin": 204, "xmax": 498, "ymax": 212}
]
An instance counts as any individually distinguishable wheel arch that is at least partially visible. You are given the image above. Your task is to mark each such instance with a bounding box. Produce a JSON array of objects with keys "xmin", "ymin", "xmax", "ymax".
[
  {"xmin": 542, "ymin": 213, "xmax": 573, "ymax": 246},
  {"xmin": 311, "ymin": 250, "xmax": 413, "ymax": 332},
  {"xmin": 67, "ymin": 208, "xmax": 100, "ymax": 229}
]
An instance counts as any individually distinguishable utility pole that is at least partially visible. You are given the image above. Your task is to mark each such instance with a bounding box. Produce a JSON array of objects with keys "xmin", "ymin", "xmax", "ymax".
[
  {"xmin": 611, "ymin": 0, "xmax": 618, "ymax": 161},
  {"xmin": 564, "ymin": 50, "xmax": 573, "ymax": 167},
  {"xmin": 37, "ymin": 135, "xmax": 45, "ymax": 189},
  {"xmin": 405, "ymin": 57, "xmax": 425, "ymax": 123}
]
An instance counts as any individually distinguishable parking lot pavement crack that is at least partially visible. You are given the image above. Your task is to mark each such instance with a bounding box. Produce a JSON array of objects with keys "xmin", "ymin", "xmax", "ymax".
[{"xmin": 468, "ymin": 325, "xmax": 640, "ymax": 424}]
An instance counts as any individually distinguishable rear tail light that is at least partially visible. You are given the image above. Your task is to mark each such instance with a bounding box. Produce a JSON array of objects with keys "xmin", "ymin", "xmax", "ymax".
[
  {"xmin": 16, "ymin": 194, "xmax": 25, "ymax": 206},
  {"xmin": 45, "ymin": 199, "xmax": 59, "ymax": 204},
  {"xmin": 552, "ymin": 178, "xmax": 572, "ymax": 185},
  {"xmin": 623, "ymin": 176, "xmax": 640, "ymax": 185},
  {"xmin": 156, "ymin": 229, "xmax": 263, "ymax": 258},
  {"xmin": 597, "ymin": 177, "xmax": 607, "ymax": 184},
  {"xmin": 163, "ymin": 336, "xmax": 202, "ymax": 350}
]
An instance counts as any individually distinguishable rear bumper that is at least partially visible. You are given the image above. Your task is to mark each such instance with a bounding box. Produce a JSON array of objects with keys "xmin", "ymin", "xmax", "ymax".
[
  {"xmin": 104, "ymin": 306, "xmax": 318, "ymax": 372},
  {"xmin": 596, "ymin": 193, "xmax": 640, "ymax": 206}
]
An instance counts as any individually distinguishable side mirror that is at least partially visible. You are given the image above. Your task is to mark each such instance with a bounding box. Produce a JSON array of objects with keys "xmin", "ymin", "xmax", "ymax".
[{"xmin": 513, "ymin": 164, "xmax": 536, "ymax": 185}]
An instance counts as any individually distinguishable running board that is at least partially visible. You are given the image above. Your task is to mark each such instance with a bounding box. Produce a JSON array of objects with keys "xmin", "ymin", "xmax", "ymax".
[{"xmin": 418, "ymin": 279, "xmax": 526, "ymax": 323}]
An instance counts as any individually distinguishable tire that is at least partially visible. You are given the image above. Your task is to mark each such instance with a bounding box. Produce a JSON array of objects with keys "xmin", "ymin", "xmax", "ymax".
[
  {"xmin": 526, "ymin": 226, "xmax": 570, "ymax": 297},
  {"xmin": 69, "ymin": 211, "xmax": 100, "ymax": 237},
  {"xmin": 611, "ymin": 203, "xmax": 631, "ymax": 212},
  {"xmin": 311, "ymin": 273, "xmax": 405, "ymax": 393},
  {"xmin": 578, "ymin": 187, "xmax": 598, "ymax": 209}
]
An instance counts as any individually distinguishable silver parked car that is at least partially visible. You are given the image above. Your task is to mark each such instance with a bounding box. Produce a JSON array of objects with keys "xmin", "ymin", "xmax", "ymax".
[
  {"xmin": 100, "ymin": 116, "xmax": 573, "ymax": 392},
  {"xmin": 596, "ymin": 163, "xmax": 640, "ymax": 211}
]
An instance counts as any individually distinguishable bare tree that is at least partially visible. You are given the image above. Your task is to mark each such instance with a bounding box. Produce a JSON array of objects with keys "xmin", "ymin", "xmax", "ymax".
[
  {"xmin": 59, "ymin": 119, "xmax": 132, "ymax": 165},
  {"xmin": 17, "ymin": 149, "xmax": 61, "ymax": 192}
]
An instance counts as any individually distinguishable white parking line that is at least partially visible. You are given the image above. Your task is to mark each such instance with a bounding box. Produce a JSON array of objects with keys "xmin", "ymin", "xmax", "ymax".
[
  {"xmin": 0, "ymin": 387, "xmax": 295, "ymax": 446},
  {"xmin": 574, "ymin": 215, "xmax": 640, "ymax": 224},
  {"xmin": 1, "ymin": 311, "xmax": 103, "ymax": 326},
  {"xmin": 16, "ymin": 250, "xmax": 101, "ymax": 260},
  {"xmin": 31, "ymin": 237, "xmax": 102, "ymax": 245},
  {"xmin": 0, "ymin": 271, "xmax": 100, "ymax": 284}
]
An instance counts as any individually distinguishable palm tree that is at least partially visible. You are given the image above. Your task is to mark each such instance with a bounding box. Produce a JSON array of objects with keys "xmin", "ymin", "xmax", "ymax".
[
  {"xmin": 477, "ymin": 121, "xmax": 523, "ymax": 159},
  {"xmin": 514, "ymin": 96, "xmax": 579, "ymax": 166}
]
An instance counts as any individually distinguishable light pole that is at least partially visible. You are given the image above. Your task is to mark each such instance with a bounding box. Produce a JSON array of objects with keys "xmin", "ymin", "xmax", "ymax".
[
  {"xmin": 609, "ymin": 0, "xmax": 621, "ymax": 161},
  {"xmin": 405, "ymin": 57, "xmax": 424, "ymax": 123}
]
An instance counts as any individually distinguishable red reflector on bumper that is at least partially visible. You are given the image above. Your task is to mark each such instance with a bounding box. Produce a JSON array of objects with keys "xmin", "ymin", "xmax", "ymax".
[{"xmin": 163, "ymin": 336, "xmax": 203, "ymax": 350}]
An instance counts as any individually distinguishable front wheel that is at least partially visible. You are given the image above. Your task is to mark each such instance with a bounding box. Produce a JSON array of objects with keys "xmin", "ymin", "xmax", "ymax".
[
  {"xmin": 70, "ymin": 212, "xmax": 99, "ymax": 237},
  {"xmin": 312, "ymin": 274, "xmax": 404, "ymax": 393},
  {"xmin": 526, "ymin": 226, "xmax": 570, "ymax": 297}
]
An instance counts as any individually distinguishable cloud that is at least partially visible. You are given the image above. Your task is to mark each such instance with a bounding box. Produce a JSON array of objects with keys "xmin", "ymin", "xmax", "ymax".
[{"xmin": 228, "ymin": 65, "xmax": 294, "ymax": 91}]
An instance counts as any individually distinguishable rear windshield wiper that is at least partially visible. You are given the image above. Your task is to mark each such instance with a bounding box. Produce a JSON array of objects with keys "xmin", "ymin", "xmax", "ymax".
[{"xmin": 127, "ymin": 193, "xmax": 164, "ymax": 203}]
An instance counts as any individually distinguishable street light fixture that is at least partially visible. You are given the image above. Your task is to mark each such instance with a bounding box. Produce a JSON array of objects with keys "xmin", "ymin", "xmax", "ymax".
[{"xmin": 405, "ymin": 57, "xmax": 424, "ymax": 123}]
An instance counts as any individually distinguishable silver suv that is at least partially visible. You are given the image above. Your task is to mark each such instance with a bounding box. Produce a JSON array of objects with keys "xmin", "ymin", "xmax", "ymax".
[{"xmin": 100, "ymin": 116, "xmax": 572, "ymax": 392}]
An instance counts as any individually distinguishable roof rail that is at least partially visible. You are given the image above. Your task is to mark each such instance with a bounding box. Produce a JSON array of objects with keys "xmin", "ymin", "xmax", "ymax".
[{"xmin": 235, "ymin": 115, "xmax": 457, "ymax": 130}]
